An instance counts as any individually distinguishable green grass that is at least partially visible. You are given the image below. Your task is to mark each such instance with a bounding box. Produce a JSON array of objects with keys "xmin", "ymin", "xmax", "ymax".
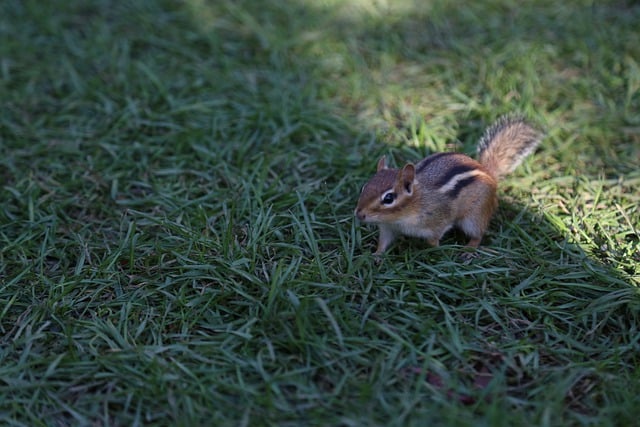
[{"xmin": 1, "ymin": 0, "xmax": 639, "ymax": 425}]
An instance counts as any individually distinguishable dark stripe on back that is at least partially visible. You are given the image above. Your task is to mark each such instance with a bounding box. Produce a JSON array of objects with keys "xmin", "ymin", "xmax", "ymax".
[
  {"xmin": 446, "ymin": 176, "xmax": 477, "ymax": 198},
  {"xmin": 435, "ymin": 164, "xmax": 477, "ymax": 188},
  {"xmin": 416, "ymin": 152, "xmax": 456, "ymax": 175}
]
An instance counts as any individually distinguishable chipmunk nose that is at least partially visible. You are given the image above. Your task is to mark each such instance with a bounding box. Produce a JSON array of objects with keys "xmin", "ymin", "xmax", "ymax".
[{"xmin": 354, "ymin": 208, "xmax": 365, "ymax": 221}]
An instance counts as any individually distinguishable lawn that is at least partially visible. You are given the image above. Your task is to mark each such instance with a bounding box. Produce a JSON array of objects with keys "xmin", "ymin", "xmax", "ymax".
[{"xmin": 1, "ymin": 0, "xmax": 639, "ymax": 425}]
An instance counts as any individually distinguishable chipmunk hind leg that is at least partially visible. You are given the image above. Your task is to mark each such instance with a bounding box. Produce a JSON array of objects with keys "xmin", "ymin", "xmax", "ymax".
[
  {"xmin": 458, "ymin": 220, "xmax": 485, "ymax": 248},
  {"xmin": 456, "ymin": 216, "xmax": 488, "ymax": 262},
  {"xmin": 458, "ymin": 192, "xmax": 498, "ymax": 249}
]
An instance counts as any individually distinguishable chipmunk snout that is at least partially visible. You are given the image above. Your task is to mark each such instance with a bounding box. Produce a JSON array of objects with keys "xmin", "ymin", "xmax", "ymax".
[{"xmin": 354, "ymin": 208, "xmax": 366, "ymax": 221}]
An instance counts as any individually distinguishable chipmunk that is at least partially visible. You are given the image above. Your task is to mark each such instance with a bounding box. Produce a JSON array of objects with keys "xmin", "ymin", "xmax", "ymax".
[{"xmin": 355, "ymin": 115, "xmax": 543, "ymax": 257}]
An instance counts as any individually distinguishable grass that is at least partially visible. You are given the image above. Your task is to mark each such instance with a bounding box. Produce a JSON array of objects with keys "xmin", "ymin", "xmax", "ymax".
[{"xmin": 1, "ymin": 0, "xmax": 639, "ymax": 425}]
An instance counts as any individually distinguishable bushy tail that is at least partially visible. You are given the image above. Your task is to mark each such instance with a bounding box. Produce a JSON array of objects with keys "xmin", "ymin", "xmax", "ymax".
[{"xmin": 477, "ymin": 115, "xmax": 543, "ymax": 180}]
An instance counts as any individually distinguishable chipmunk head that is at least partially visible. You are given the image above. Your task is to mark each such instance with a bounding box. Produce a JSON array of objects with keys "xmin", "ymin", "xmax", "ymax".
[{"xmin": 355, "ymin": 156, "xmax": 417, "ymax": 223}]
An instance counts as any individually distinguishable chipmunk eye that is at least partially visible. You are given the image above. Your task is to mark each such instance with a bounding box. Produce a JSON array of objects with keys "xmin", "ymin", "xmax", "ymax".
[{"xmin": 381, "ymin": 192, "xmax": 396, "ymax": 205}]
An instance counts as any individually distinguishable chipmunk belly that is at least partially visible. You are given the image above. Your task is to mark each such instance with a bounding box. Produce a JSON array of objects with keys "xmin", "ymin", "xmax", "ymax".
[{"xmin": 392, "ymin": 214, "xmax": 442, "ymax": 240}]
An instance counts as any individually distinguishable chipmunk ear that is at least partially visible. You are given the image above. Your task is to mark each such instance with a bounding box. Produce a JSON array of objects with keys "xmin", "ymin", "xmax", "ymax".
[
  {"xmin": 399, "ymin": 163, "xmax": 416, "ymax": 194},
  {"xmin": 377, "ymin": 156, "xmax": 388, "ymax": 171}
]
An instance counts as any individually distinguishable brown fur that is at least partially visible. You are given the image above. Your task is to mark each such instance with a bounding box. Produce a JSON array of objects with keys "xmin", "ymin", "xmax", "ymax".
[{"xmin": 355, "ymin": 116, "xmax": 542, "ymax": 256}]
